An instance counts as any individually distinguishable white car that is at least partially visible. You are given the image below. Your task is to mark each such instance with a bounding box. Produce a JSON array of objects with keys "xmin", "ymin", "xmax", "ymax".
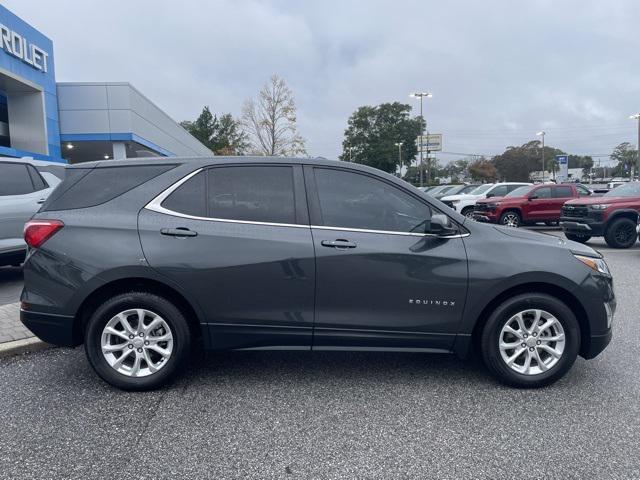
[{"xmin": 440, "ymin": 182, "xmax": 531, "ymax": 218}]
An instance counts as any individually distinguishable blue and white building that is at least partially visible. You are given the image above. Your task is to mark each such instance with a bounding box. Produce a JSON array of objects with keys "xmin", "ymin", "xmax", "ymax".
[{"xmin": 0, "ymin": 5, "xmax": 210, "ymax": 164}]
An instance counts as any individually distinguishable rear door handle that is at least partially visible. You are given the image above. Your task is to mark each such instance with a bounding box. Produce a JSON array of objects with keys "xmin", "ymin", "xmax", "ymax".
[
  {"xmin": 321, "ymin": 239, "xmax": 357, "ymax": 249},
  {"xmin": 160, "ymin": 227, "xmax": 198, "ymax": 238}
]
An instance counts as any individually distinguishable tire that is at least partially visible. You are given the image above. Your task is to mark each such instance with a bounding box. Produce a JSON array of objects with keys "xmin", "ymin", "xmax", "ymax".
[
  {"xmin": 604, "ymin": 217, "xmax": 638, "ymax": 249},
  {"xmin": 85, "ymin": 292, "xmax": 191, "ymax": 391},
  {"xmin": 480, "ymin": 293, "xmax": 580, "ymax": 388},
  {"xmin": 461, "ymin": 207, "xmax": 475, "ymax": 219},
  {"xmin": 499, "ymin": 210, "xmax": 521, "ymax": 228},
  {"xmin": 564, "ymin": 233, "xmax": 591, "ymax": 244}
]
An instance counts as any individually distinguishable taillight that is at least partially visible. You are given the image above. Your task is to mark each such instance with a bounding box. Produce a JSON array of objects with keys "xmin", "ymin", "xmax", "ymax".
[{"xmin": 24, "ymin": 220, "xmax": 64, "ymax": 248}]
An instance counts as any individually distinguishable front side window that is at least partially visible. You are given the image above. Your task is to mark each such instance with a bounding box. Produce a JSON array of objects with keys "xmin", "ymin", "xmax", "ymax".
[
  {"xmin": 533, "ymin": 187, "xmax": 552, "ymax": 199},
  {"xmin": 314, "ymin": 168, "xmax": 431, "ymax": 233},
  {"xmin": 207, "ymin": 166, "xmax": 296, "ymax": 224},
  {"xmin": 577, "ymin": 185, "xmax": 591, "ymax": 197},
  {"xmin": 489, "ymin": 185, "xmax": 508, "ymax": 197},
  {"xmin": 0, "ymin": 163, "xmax": 35, "ymax": 196}
]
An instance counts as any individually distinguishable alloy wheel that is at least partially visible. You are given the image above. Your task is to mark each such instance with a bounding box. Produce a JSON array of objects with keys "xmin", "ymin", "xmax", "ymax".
[
  {"xmin": 498, "ymin": 309, "xmax": 565, "ymax": 375},
  {"xmin": 101, "ymin": 309, "xmax": 174, "ymax": 377},
  {"xmin": 502, "ymin": 213, "xmax": 519, "ymax": 228},
  {"xmin": 614, "ymin": 223, "xmax": 635, "ymax": 244}
]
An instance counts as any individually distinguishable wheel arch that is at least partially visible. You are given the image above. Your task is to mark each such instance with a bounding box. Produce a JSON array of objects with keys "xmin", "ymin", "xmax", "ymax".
[
  {"xmin": 73, "ymin": 276, "xmax": 206, "ymax": 347},
  {"xmin": 463, "ymin": 282, "xmax": 591, "ymax": 359},
  {"xmin": 606, "ymin": 209, "xmax": 638, "ymax": 229}
]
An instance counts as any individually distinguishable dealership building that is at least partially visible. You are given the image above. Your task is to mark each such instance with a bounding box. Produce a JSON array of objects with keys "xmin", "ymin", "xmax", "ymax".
[{"xmin": 0, "ymin": 5, "xmax": 210, "ymax": 164}]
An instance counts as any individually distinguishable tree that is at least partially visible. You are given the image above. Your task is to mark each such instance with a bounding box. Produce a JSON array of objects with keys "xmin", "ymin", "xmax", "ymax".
[
  {"xmin": 241, "ymin": 74, "xmax": 306, "ymax": 156},
  {"xmin": 492, "ymin": 141, "xmax": 565, "ymax": 181},
  {"xmin": 468, "ymin": 157, "xmax": 498, "ymax": 182},
  {"xmin": 610, "ymin": 142, "xmax": 637, "ymax": 177},
  {"xmin": 181, "ymin": 106, "xmax": 248, "ymax": 155},
  {"xmin": 341, "ymin": 102, "xmax": 423, "ymax": 174}
]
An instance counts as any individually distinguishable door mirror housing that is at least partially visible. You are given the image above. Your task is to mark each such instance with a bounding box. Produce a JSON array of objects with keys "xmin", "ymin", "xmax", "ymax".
[
  {"xmin": 428, "ymin": 214, "xmax": 457, "ymax": 236},
  {"xmin": 486, "ymin": 193, "xmax": 495, "ymax": 198},
  {"xmin": 528, "ymin": 195, "xmax": 538, "ymax": 200}
]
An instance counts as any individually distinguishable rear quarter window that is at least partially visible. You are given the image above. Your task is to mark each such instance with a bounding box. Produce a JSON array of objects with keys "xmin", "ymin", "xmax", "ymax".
[{"xmin": 41, "ymin": 164, "xmax": 175, "ymax": 211}]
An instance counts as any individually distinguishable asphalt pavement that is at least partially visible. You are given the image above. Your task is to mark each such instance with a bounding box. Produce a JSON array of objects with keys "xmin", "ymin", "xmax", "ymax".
[{"xmin": 0, "ymin": 233, "xmax": 639, "ymax": 478}]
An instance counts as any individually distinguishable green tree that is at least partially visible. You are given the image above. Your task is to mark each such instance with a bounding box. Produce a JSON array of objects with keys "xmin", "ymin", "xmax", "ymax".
[
  {"xmin": 610, "ymin": 142, "xmax": 637, "ymax": 177},
  {"xmin": 341, "ymin": 102, "xmax": 423, "ymax": 174},
  {"xmin": 181, "ymin": 106, "xmax": 248, "ymax": 155},
  {"xmin": 493, "ymin": 141, "xmax": 565, "ymax": 181},
  {"xmin": 468, "ymin": 157, "xmax": 498, "ymax": 182}
]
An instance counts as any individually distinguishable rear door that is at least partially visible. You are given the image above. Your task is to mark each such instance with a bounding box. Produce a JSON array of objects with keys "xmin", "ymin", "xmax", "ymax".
[
  {"xmin": 305, "ymin": 165, "xmax": 468, "ymax": 351},
  {"xmin": 0, "ymin": 162, "xmax": 50, "ymax": 253},
  {"xmin": 138, "ymin": 164, "xmax": 316, "ymax": 350},
  {"xmin": 551, "ymin": 185, "xmax": 575, "ymax": 220}
]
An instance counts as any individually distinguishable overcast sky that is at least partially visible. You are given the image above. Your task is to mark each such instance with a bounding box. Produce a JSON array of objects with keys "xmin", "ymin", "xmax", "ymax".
[{"xmin": 6, "ymin": 0, "xmax": 640, "ymax": 164}]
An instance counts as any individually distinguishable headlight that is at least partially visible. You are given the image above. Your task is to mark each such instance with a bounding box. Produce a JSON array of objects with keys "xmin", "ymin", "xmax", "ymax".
[
  {"xmin": 589, "ymin": 204, "xmax": 610, "ymax": 210},
  {"xmin": 574, "ymin": 254, "xmax": 610, "ymax": 275},
  {"xmin": 487, "ymin": 203, "xmax": 500, "ymax": 209}
]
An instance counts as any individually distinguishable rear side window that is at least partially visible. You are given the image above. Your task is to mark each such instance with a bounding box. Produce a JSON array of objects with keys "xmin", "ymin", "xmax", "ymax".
[
  {"xmin": 554, "ymin": 186, "xmax": 573, "ymax": 198},
  {"xmin": 41, "ymin": 164, "xmax": 175, "ymax": 211},
  {"xmin": 161, "ymin": 171, "xmax": 206, "ymax": 217},
  {"xmin": 0, "ymin": 163, "xmax": 34, "ymax": 196},
  {"xmin": 26, "ymin": 165, "xmax": 48, "ymax": 191},
  {"xmin": 207, "ymin": 166, "xmax": 296, "ymax": 224}
]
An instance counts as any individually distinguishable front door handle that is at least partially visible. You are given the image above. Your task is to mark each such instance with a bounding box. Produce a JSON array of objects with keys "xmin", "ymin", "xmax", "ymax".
[
  {"xmin": 160, "ymin": 227, "xmax": 198, "ymax": 238},
  {"xmin": 321, "ymin": 239, "xmax": 357, "ymax": 249},
  {"xmin": 36, "ymin": 198, "xmax": 46, "ymax": 204}
]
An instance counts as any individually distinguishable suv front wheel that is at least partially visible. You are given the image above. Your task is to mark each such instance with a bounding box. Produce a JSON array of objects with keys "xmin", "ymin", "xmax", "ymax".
[
  {"xmin": 85, "ymin": 292, "xmax": 191, "ymax": 391},
  {"xmin": 480, "ymin": 293, "xmax": 580, "ymax": 388},
  {"xmin": 604, "ymin": 217, "xmax": 637, "ymax": 249}
]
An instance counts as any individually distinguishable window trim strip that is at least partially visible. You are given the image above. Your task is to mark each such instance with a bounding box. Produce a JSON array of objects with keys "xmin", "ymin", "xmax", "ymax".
[{"xmin": 145, "ymin": 168, "xmax": 469, "ymax": 238}]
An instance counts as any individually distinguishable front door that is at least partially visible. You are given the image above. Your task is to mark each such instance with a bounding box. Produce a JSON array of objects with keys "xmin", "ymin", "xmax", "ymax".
[
  {"xmin": 525, "ymin": 186, "xmax": 553, "ymax": 221},
  {"xmin": 305, "ymin": 166, "xmax": 468, "ymax": 351},
  {"xmin": 138, "ymin": 164, "xmax": 315, "ymax": 350}
]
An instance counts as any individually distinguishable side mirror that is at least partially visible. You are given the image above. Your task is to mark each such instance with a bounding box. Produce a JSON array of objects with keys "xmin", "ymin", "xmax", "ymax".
[
  {"xmin": 486, "ymin": 193, "xmax": 495, "ymax": 198},
  {"xmin": 528, "ymin": 195, "xmax": 538, "ymax": 200},
  {"xmin": 428, "ymin": 214, "xmax": 457, "ymax": 236}
]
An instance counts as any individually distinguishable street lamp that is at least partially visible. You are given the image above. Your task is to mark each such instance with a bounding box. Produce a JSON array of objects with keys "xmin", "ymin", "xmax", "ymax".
[
  {"xmin": 536, "ymin": 131, "xmax": 546, "ymax": 183},
  {"xmin": 346, "ymin": 145, "xmax": 354, "ymax": 163},
  {"xmin": 394, "ymin": 142, "xmax": 403, "ymax": 177},
  {"xmin": 410, "ymin": 92, "xmax": 433, "ymax": 187},
  {"xmin": 630, "ymin": 114, "xmax": 640, "ymax": 179}
]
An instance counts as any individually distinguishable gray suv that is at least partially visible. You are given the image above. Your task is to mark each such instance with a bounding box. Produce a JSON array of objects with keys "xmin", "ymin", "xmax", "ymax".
[
  {"xmin": 20, "ymin": 157, "xmax": 615, "ymax": 390},
  {"xmin": 0, "ymin": 158, "xmax": 65, "ymax": 267}
]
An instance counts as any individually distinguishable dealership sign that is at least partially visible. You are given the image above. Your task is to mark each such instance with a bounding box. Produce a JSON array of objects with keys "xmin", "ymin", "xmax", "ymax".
[
  {"xmin": 0, "ymin": 23, "xmax": 49, "ymax": 72},
  {"xmin": 416, "ymin": 134, "xmax": 442, "ymax": 152},
  {"xmin": 556, "ymin": 155, "xmax": 568, "ymax": 182}
]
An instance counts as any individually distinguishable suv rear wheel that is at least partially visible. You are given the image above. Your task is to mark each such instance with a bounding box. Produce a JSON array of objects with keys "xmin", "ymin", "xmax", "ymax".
[
  {"xmin": 85, "ymin": 292, "xmax": 191, "ymax": 391},
  {"xmin": 480, "ymin": 293, "xmax": 580, "ymax": 388},
  {"xmin": 565, "ymin": 233, "xmax": 591, "ymax": 243},
  {"xmin": 604, "ymin": 217, "xmax": 637, "ymax": 249}
]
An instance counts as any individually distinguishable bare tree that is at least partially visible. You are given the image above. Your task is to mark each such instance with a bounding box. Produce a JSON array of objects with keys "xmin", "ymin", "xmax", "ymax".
[{"xmin": 242, "ymin": 75, "xmax": 306, "ymax": 156}]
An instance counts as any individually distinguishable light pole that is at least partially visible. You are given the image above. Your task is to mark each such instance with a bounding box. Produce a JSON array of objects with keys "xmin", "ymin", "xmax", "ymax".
[
  {"xmin": 347, "ymin": 146, "xmax": 354, "ymax": 163},
  {"xmin": 630, "ymin": 114, "xmax": 640, "ymax": 179},
  {"xmin": 394, "ymin": 142, "xmax": 403, "ymax": 177},
  {"xmin": 410, "ymin": 92, "xmax": 432, "ymax": 187},
  {"xmin": 536, "ymin": 131, "xmax": 546, "ymax": 183}
]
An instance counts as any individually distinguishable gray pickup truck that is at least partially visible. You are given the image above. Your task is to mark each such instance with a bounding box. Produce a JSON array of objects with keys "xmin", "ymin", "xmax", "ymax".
[{"xmin": 0, "ymin": 157, "xmax": 65, "ymax": 267}]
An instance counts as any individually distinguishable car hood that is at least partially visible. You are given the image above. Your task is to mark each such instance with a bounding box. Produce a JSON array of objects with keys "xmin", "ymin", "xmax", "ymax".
[
  {"xmin": 564, "ymin": 196, "xmax": 637, "ymax": 206},
  {"xmin": 492, "ymin": 225, "xmax": 601, "ymax": 257}
]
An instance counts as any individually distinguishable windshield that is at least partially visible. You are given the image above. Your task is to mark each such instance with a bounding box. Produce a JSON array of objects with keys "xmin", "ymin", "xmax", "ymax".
[
  {"xmin": 469, "ymin": 184, "xmax": 493, "ymax": 195},
  {"xmin": 604, "ymin": 182, "xmax": 640, "ymax": 197},
  {"xmin": 506, "ymin": 185, "xmax": 535, "ymax": 197}
]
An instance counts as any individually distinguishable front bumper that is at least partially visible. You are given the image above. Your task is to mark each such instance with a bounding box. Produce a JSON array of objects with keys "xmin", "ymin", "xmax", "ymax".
[
  {"xmin": 473, "ymin": 212, "xmax": 499, "ymax": 223},
  {"xmin": 21, "ymin": 308, "xmax": 77, "ymax": 347},
  {"xmin": 560, "ymin": 217, "xmax": 605, "ymax": 236}
]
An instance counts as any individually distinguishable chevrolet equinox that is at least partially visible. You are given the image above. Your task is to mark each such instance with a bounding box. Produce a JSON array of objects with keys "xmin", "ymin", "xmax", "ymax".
[{"xmin": 20, "ymin": 157, "xmax": 615, "ymax": 390}]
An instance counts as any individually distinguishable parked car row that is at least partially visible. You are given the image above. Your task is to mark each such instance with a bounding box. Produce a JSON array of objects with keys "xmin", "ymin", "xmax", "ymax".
[
  {"xmin": 0, "ymin": 157, "xmax": 66, "ymax": 267},
  {"xmin": 432, "ymin": 179, "xmax": 640, "ymax": 249}
]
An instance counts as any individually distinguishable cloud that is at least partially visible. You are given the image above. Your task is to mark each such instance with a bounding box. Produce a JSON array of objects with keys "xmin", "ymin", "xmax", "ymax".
[{"xmin": 5, "ymin": 0, "xmax": 640, "ymax": 162}]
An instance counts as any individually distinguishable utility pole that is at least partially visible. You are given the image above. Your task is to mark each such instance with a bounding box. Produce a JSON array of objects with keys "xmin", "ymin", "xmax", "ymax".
[
  {"xmin": 394, "ymin": 142, "xmax": 403, "ymax": 177},
  {"xmin": 536, "ymin": 131, "xmax": 546, "ymax": 183},
  {"xmin": 630, "ymin": 114, "xmax": 640, "ymax": 179},
  {"xmin": 410, "ymin": 92, "xmax": 432, "ymax": 187}
]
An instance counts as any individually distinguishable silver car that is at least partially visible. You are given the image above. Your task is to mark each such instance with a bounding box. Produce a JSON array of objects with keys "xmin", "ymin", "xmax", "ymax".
[{"xmin": 0, "ymin": 158, "xmax": 65, "ymax": 266}]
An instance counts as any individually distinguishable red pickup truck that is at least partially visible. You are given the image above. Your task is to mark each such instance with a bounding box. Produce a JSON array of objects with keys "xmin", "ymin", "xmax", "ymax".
[
  {"xmin": 561, "ymin": 182, "xmax": 640, "ymax": 248},
  {"xmin": 474, "ymin": 183, "xmax": 592, "ymax": 227}
]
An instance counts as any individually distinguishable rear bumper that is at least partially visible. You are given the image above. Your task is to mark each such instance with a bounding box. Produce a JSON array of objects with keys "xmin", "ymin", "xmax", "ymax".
[
  {"xmin": 21, "ymin": 308, "xmax": 77, "ymax": 347},
  {"xmin": 560, "ymin": 217, "xmax": 605, "ymax": 236}
]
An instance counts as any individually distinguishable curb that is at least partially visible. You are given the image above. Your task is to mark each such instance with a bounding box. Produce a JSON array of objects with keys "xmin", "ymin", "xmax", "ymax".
[{"xmin": 0, "ymin": 337, "xmax": 51, "ymax": 358}]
